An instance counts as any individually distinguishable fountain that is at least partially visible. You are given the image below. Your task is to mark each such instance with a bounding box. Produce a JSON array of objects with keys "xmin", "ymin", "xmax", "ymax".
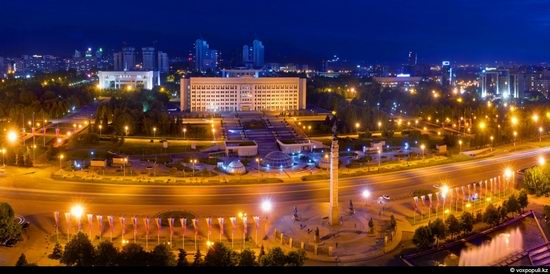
[{"xmin": 458, "ymin": 227, "xmax": 523, "ymax": 266}]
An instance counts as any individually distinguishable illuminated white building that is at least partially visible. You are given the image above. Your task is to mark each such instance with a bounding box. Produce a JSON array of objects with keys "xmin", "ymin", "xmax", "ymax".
[
  {"xmin": 97, "ymin": 71, "xmax": 160, "ymax": 90},
  {"xmin": 180, "ymin": 76, "xmax": 307, "ymax": 112}
]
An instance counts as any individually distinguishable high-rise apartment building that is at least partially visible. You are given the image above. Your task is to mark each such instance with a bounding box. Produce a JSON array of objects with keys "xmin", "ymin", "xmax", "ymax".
[
  {"xmin": 122, "ymin": 47, "xmax": 136, "ymax": 71},
  {"xmin": 142, "ymin": 47, "xmax": 156, "ymax": 71},
  {"xmin": 194, "ymin": 39, "xmax": 218, "ymax": 72},
  {"xmin": 157, "ymin": 51, "xmax": 169, "ymax": 73}
]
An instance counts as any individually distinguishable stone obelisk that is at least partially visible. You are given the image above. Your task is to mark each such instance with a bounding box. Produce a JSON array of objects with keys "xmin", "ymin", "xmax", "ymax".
[{"xmin": 329, "ymin": 136, "xmax": 339, "ymax": 226}]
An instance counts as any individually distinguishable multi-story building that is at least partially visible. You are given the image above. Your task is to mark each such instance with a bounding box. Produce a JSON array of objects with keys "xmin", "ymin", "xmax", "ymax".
[
  {"xmin": 97, "ymin": 71, "xmax": 160, "ymax": 90},
  {"xmin": 252, "ymin": 40, "xmax": 264, "ymax": 68},
  {"xmin": 157, "ymin": 51, "xmax": 169, "ymax": 73},
  {"xmin": 194, "ymin": 39, "xmax": 218, "ymax": 72},
  {"xmin": 122, "ymin": 47, "xmax": 136, "ymax": 71},
  {"xmin": 142, "ymin": 47, "xmax": 156, "ymax": 71},
  {"xmin": 180, "ymin": 75, "xmax": 307, "ymax": 112},
  {"xmin": 479, "ymin": 68, "xmax": 520, "ymax": 99}
]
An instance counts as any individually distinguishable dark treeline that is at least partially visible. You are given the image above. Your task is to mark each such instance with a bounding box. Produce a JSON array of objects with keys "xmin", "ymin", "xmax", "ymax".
[{"xmin": 0, "ymin": 72, "xmax": 94, "ymax": 125}]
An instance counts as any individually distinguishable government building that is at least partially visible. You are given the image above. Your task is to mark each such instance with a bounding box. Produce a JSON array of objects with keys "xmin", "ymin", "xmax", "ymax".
[
  {"xmin": 180, "ymin": 76, "xmax": 307, "ymax": 112},
  {"xmin": 97, "ymin": 71, "xmax": 160, "ymax": 90}
]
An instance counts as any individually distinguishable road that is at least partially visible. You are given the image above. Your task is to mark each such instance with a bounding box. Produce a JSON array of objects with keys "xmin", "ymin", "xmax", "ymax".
[{"xmin": 0, "ymin": 147, "xmax": 547, "ymax": 210}]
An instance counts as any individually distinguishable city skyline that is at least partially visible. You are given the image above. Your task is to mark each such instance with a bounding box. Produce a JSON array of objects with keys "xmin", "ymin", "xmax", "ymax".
[{"xmin": 3, "ymin": 0, "xmax": 550, "ymax": 64}]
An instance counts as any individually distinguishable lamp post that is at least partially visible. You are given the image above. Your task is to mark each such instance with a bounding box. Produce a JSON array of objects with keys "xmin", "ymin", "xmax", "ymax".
[
  {"xmin": 190, "ymin": 159, "xmax": 197, "ymax": 178},
  {"xmin": 256, "ymin": 158, "xmax": 261, "ymax": 182},
  {"xmin": 490, "ymin": 136, "xmax": 494, "ymax": 151},
  {"xmin": 513, "ymin": 131, "xmax": 518, "ymax": 147},
  {"xmin": 59, "ymin": 154, "xmax": 64, "ymax": 170},
  {"xmin": 377, "ymin": 149, "xmax": 381, "ymax": 171},
  {"xmin": 458, "ymin": 140, "xmax": 463, "ymax": 153},
  {"xmin": 362, "ymin": 189, "xmax": 371, "ymax": 208},
  {"xmin": 124, "ymin": 126, "xmax": 129, "ymax": 136},
  {"xmin": 538, "ymin": 156, "xmax": 545, "ymax": 166},
  {"xmin": 98, "ymin": 124, "xmax": 102, "ymax": 137},
  {"xmin": 183, "ymin": 128, "xmax": 187, "ymax": 140},
  {"xmin": 260, "ymin": 199, "xmax": 272, "ymax": 243},
  {"xmin": 539, "ymin": 127, "xmax": 543, "ymax": 142},
  {"xmin": 1, "ymin": 148, "xmax": 6, "ymax": 166},
  {"xmin": 71, "ymin": 204, "xmax": 85, "ymax": 232},
  {"xmin": 420, "ymin": 144, "xmax": 426, "ymax": 160},
  {"xmin": 355, "ymin": 122, "xmax": 360, "ymax": 136},
  {"xmin": 153, "ymin": 127, "xmax": 157, "ymax": 139}
]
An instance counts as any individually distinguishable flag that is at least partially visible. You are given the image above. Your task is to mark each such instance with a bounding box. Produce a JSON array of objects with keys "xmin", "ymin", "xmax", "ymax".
[
  {"xmin": 155, "ymin": 218, "xmax": 161, "ymax": 230},
  {"xmin": 108, "ymin": 216, "xmax": 114, "ymax": 233},
  {"xmin": 132, "ymin": 216, "xmax": 138, "ymax": 230},
  {"xmin": 253, "ymin": 216, "xmax": 260, "ymax": 227},
  {"xmin": 428, "ymin": 193, "xmax": 433, "ymax": 208},
  {"xmin": 206, "ymin": 217, "xmax": 212, "ymax": 231},
  {"xmin": 143, "ymin": 217, "xmax": 150, "ymax": 233},
  {"xmin": 413, "ymin": 196, "xmax": 419, "ymax": 210},
  {"xmin": 180, "ymin": 218, "xmax": 187, "ymax": 234},
  {"xmin": 54, "ymin": 211, "xmax": 60, "ymax": 227},
  {"xmin": 120, "ymin": 217, "xmax": 126, "ymax": 235},
  {"xmin": 435, "ymin": 192, "xmax": 440, "ymax": 206},
  {"xmin": 96, "ymin": 215, "xmax": 103, "ymax": 233},
  {"xmin": 168, "ymin": 218, "xmax": 174, "ymax": 234},
  {"xmin": 217, "ymin": 217, "xmax": 224, "ymax": 235},
  {"xmin": 230, "ymin": 217, "xmax": 236, "ymax": 228}
]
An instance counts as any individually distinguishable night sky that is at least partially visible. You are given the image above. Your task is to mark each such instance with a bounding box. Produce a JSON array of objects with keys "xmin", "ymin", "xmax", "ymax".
[{"xmin": 2, "ymin": 0, "xmax": 550, "ymax": 64}]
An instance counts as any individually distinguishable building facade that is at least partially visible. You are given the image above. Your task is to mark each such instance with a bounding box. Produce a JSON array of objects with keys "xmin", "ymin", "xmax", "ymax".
[
  {"xmin": 479, "ymin": 68, "xmax": 519, "ymax": 99},
  {"xmin": 180, "ymin": 76, "xmax": 307, "ymax": 112},
  {"xmin": 98, "ymin": 71, "xmax": 160, "ymax": 90}
]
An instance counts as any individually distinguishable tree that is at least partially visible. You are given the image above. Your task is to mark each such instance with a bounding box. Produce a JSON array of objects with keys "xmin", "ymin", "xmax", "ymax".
[
  {"xmin": 445, "ymin": 215, "xmax": 461, "ymax": 239},
  {"xmin": 150, "ymin": 244, "xmax": 176, "ymax": 266},
  {"xmin": 60, "ymin": 232, "xmax": 95, "ymax": 266},
  {"xmin": 95, "ymin": 241, "xmax": 118, "ymax": 266},
  {"xmin": 0, "ymin": 202, "xmax": 21, "ymax": 244},
  {"xmin": 176, "ymin": 249, "xmax": 189, "ymax": 267},
  {"xmin": 522, "ymin": 166, "xmax": 550, "ymax": 196},
  {"xmin": 238, "ymin": 248, "xmax": 257, "ymax": 266},
  {"xmin": 192, "ymin": 249, "xmax": 203, "ymax": 266},
  {"xmin": 118, "ymin": 243, "xmax": 149, "ymax": 266},
  {"xmin": 15, "ymin": 253, "xmax": 28, "ymax": 266},
  {"xmin": 260, "ymin": 247, "xmax": 287, "ymax": 266},
  {"xmin": 258, "ymin": 245, "xmax": 266, "ymax": 260},
  {"xmin": 483, "ymin": 204, "xmax": 500, "ymax": 226},
  {"xmin": 204, "ymin": 242, "xmax": 238, "ymax": 266},
  {"xmin": 507, "ymin": 195, "xmax": 520, "ymax": 215},
  {"xmin": 518, "ymin": 191, "xmax": 529, "ymax": 213},
  {"xmin": 499, "ymin": 204, "xmax": 509, "ymax": 221},
  {"xmin": 389, "ymin": 215, "xmax": 397, "ymax": 232},
  {"xmin": 49, "ymin": 242, "xmax": 63, "ymax": 260},
  {"xmin": 412, "ymin": 226, "xmax": 435, "ymax": 249},
  {"xmin": 428, "ymin": 219, "xmax": 447, "ymax": 245},
  {"xmin": 460, "ymin": 212, "xmax": 474, "ymax": 235},
  {"xmin": 286, "ymin": 250, "xmax": 306, "ymax": 266}
]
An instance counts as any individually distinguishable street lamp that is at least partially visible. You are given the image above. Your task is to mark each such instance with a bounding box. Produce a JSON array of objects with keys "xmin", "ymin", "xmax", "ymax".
[
  {"xmin": 124, "ymin": 126, "xmax": 129, "ymax": 136},
  {"xmin": 362, "ymin": 189, "xmax": 371, "ymax": 207},
  {"xmin": 420, "ymin": 144, "xmax": 426, "ymax": 160},
  {"xmin": 458, "ymin": 140, "xmax": 463, "ymax": 153},
  {"xmin": 355, "ymin": 122, "xmax": 360, "ymax": 136},
  {"xmin": 256, "ymin": 158, "xmax": 262, "ymax": 182},
  {"xmin": 377, "ymin": 121, "xmax": 382, "ymax": 131},
  {"xmin": 539, "ymin": 127, "xmax": 544, "ymax": 142},
  {"xmin": 538, "ymin": 156, "xmax": 545, "ymax": 166},
  {"xmin": 153, "ymin": 127, "xmax": 157, "ymax": 139},
  {"xmin": 212, "ymin": 128, "xmax": 216, "ymax": 141},
  {"xmin": 98, "ymin": 124, "xmax": 103, "ymax": 137},
  {"xmin": 1, "ymin": 148, "xmax": 6, "ymax": 166},
  {"xmin": 183, "ymin": 128, "xmax": 187, "ymax": 140},
  {"xmin": 490, "ymin": 136, "xmax": 494, "ymax": 151},
  {"xmin": 71, "ymin": 204, "xmax": 85, "ymax": 231},
  {"xmin": 6, "ymin": 130, "xmax": 18, "ymax": 144},
  {"xmin": 190, "ymin": 159, "xmax": 197, "ymax": 178},
  {"xmin": 513, "ymin": 131, "xmax": 518, "ymax": 146},
  {"xmin": 59, "ymin": 154, "xmax": 64, "ymax": 170}
]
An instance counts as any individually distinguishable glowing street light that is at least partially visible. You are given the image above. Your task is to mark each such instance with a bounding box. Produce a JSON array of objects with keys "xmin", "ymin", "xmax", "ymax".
[
  {"xmin": 153, "ymin": 127, "xmax": 157, "ymax": 139},
  {"xmin": 6, "ymin": 130, "xmax": 18, "ymax": 144},
  {"xmin": 539, "ymin": 127, "xmax": 544, "ymax": 142},
  {"xmin": 420, "ymin": 144, "xmax": 426, "ymax": 160},
  {"xmin": 511, "ymin": 116, "xmax": 518, "ymax": 126},
  {"xmin": 59, "ymin": 154, "xmax": 65, "ymax": 169},
  {"xmin": 98, "ymin": 124, "xmax": 103, "ymax": 137},
  {"xmin": 261, "ymin": 199, "xmax": 273, "ymax": 214},
  {"xmin": 355, "ymin": 122, "xmax": 360, "ymax": 135},
  {"xmin": 124, "ymin": 126, "xmax": 129, "ymax": 136},
  {"xmin": 458, "ymin": 139, "xmax": 463, "ymax": 153},
  {"xmin": 183, "ymin": 127, "xmax": 187, "ymax": 139},
  {"xmin": 70, "ymin": 203, "xmax": 85, "ymax": 231},
  {"xmin": 513, "ymin": 131, "xmax": 518, "ymax": 146},
  {"xmin": 538, "ymin": 156, "xmax": 545, "ymax": 166},
  {"xmin": 377, "ymin": 121, "xmax": 382, "ymax": 131},
  {"xmin": 362, "ymin": 189, "xmax": 371, "ymax": 207},
  {"xmin": 532, "ymin": 114, "xmax": 540, "ymax": 123},
  {"xmin": 504, "ymin": 168, "xmax": 513, "ymax": 179},
  {"xmin": 190, "ymin": 159, "xmax": 197, "ymax": 178},
  {"xmin": 490, "ymin": 136, "xmax": 494, "ymax": 151}
]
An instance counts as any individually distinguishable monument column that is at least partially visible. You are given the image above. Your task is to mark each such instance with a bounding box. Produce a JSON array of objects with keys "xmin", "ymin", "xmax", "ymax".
[{"xmin": 329, "ymin": 137, "xmax": 339, "ymax": 226}]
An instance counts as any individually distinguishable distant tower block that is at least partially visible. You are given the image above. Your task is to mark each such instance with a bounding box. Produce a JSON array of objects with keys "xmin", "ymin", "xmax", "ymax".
[{"xmin": 329, "ymin": 137, "xmax": 339, "ymax": 226}]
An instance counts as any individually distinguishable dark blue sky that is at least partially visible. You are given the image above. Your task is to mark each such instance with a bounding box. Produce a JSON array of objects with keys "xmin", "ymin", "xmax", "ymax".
[{"xmin": 2, "ymin": 0, "xmax": 550, "ymax": 64}]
